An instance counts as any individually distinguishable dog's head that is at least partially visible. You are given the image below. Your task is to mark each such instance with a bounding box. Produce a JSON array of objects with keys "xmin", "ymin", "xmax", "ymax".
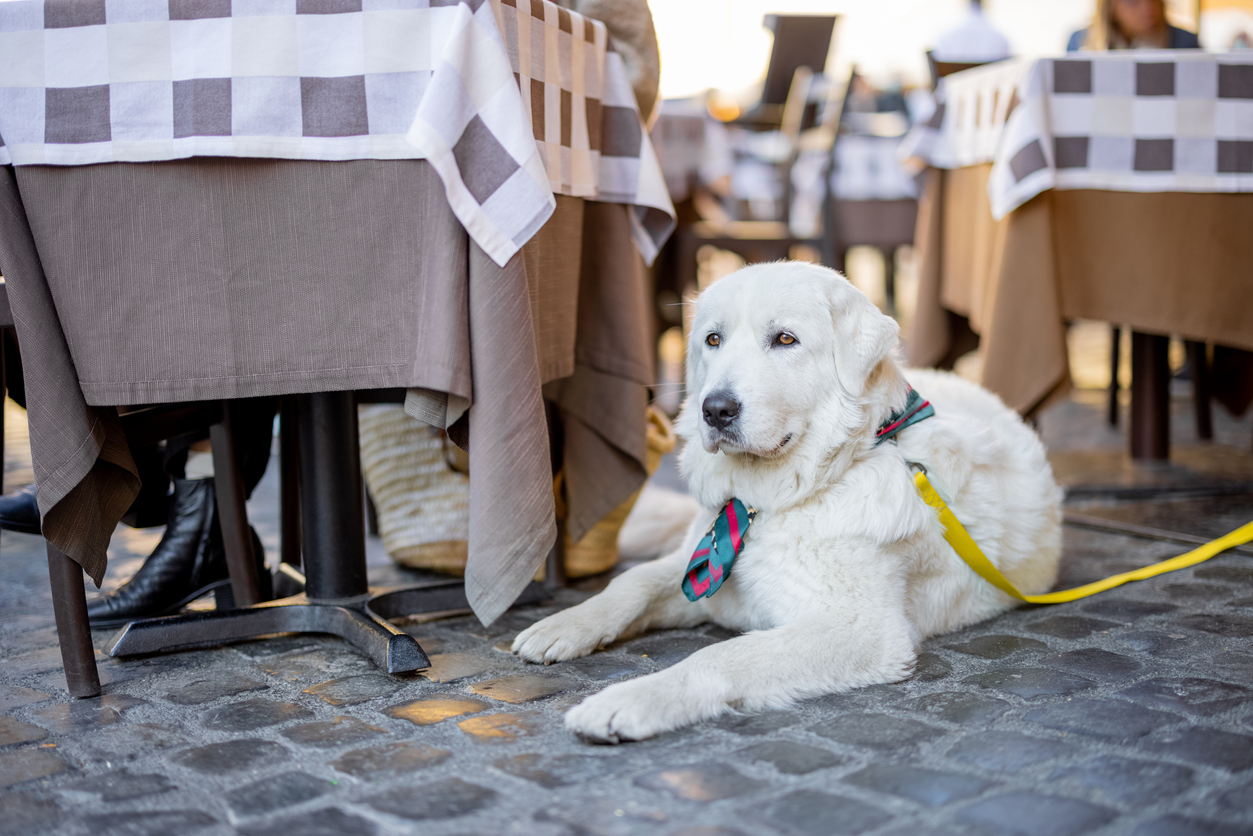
[{"xmin": 677, "ymin": 262, "xmax": 906, "ymax": 505}]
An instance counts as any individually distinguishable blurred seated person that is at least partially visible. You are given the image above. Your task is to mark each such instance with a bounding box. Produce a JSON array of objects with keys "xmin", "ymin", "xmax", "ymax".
[
  {"xmin": 932, "ymin": 0, "xmax": 1011, "ymax": 63},
  {"xmin": 1068, "ymin": 0, "xmax": 1200, "ymax": 51}
]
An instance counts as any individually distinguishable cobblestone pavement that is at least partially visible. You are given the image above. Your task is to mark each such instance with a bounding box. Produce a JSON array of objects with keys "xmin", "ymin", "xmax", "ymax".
[{"xmin": 1, "ymin": 396, "xmax": 1252, "ymax": 836}]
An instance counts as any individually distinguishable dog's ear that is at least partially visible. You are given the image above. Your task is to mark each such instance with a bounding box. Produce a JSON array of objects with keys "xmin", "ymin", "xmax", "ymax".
[{"xmin": 829, "ymin": 279, "xmax": 900, "ymax": 398}]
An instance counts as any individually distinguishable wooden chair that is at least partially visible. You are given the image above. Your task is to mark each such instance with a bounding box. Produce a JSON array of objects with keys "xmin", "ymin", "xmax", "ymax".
[
  {"xmin": 817, "ymin": 67, "xmax": 919, "ymax": 311},
  {"xmin": 734, "ymin": 15, "xmax": 837, "ymax": 131},
  {"xmin": 675, "ymin": 67, "xmax": 824, "ymax": 283}
]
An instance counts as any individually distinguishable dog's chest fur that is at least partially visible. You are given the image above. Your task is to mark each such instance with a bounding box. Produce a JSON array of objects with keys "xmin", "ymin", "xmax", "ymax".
[{"xmin": 698, "ymin": 461, "xmax": 923, "ymax": 634}]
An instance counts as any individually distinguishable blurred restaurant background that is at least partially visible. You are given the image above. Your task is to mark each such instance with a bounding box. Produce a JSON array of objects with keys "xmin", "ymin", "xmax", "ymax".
[{"xmin": 644, "ymin": 0, "xmax": 1253, "ymax": 479}]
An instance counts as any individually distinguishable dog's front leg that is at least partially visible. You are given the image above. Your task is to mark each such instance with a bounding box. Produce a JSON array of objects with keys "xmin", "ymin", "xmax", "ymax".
[
  {"xmin": 564, "ymin": 613, "xmax": 916, "ymax": 742},
  {"xmin": 512, "ymin": 548, "xmax": 707, "ymax": 664}
]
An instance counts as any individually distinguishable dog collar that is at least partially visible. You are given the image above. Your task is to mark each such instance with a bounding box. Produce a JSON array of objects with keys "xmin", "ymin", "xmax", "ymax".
[
  {"xmin": 875, "ymin": 386, "xmax": 934, "ymax": 445},
  {"xmin": 681, "ymin": 387, "xmax": 933, "ymax": 601},
  {"xmin": 682, "ymin": 499, "xmax": 757, "ymax": 601}
]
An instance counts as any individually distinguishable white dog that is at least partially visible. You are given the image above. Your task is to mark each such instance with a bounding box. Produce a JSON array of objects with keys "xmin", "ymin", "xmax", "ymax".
[{"xmin": 513, "ymin": 262, "xmax": 1062, "ymax": 742}]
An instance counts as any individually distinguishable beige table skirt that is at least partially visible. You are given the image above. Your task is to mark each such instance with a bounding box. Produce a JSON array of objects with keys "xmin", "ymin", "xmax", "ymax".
[
  {"xmin": 0, "ymin": 159, "xmax": 653, "ymax": 624},
  {"xmin": 908, "ymin": 165, "xmax": 1253, "ymax": 415}
]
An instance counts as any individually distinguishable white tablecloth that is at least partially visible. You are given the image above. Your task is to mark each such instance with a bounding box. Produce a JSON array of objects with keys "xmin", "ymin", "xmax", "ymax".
[
  {"xmin": 900, "ymin": 52, "xmax": 1253, "ymax": 219},
  {"xmin": 0, "ymin": 0, "xmax": 674, "ymax": 264}
]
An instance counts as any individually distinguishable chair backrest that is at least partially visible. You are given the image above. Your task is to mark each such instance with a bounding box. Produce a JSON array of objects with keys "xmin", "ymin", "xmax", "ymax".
[
  {"xmin": 761, "ymin": 15, "xmax": 837, "ymax": 105},
  {"xmin": 779, "ymin": 67, "xmax": 816, "ymax": 149},
  {"xmin": 926, "ymin": 51, "xmax": 994, "ymax": 90}
]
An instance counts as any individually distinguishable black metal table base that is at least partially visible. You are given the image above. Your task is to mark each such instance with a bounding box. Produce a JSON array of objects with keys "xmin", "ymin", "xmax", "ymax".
[
  {"xmin": 101, "ymin": 391, "xmax": 546, "ymax": 675},
  {"xmin": 104, "ymin": 579, "xmax": 547, "ymax": 673}
]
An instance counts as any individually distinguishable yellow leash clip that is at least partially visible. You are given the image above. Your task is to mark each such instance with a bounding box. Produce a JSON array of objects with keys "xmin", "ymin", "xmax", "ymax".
[{"xmin": 912, "ymin": 469, "xmax": 1253, "ymax": 604}]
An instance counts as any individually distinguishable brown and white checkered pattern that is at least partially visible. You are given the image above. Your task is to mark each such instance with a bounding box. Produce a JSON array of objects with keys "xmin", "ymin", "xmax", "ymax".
[
  {"xmin": 900, "ymin": 52, "xmax": 1253, "ymax": 219},
  {"xmin": 0, "ymin": 0, "xmax": 673, "ymax": 264}
]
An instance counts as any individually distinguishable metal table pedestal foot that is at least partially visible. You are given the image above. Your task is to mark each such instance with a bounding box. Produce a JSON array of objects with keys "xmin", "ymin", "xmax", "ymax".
[{"xmin": 103, "ymin": 391, "xmax": 542, "ymax": 673}]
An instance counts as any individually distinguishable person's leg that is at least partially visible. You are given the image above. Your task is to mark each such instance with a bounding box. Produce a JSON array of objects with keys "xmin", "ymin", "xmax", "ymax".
[{"xmin": 86, "ymin": 398, "xmax": 277, "ymax": 627}]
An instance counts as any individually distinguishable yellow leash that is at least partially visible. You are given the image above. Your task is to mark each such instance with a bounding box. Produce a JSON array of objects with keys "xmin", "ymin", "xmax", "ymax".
[{"xmin": 913, "ymin": 470, "xmax": 1253, "ymax": 604}]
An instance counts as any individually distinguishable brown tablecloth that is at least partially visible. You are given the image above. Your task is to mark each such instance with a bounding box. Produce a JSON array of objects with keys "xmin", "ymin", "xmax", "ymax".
[
  {"xmin": 0, "ymin": 159, "xmax": 653, "ymax": 625},
  {"xmin": 908, "ymin": 165, "xmax": 1253, "ymax": 415}
]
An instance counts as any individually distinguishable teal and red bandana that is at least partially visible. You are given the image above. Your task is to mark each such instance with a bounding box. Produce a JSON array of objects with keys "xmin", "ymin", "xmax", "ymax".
[
  {"xmin": 874, "ymin": 386, "xmax": 934, "ymax": 446},
  {"xmin": 682, "ymin": 385, "xmax": 934, "ymax": 601},
  {"xmin": 681, "ymin": 499, "xmax": 757, "ymax": 601}
]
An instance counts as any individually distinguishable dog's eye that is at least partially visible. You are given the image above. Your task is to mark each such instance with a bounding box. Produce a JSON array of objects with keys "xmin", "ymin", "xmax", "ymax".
[
  {"xmin": 774, "ymin": 332, "xmax": 797, "ymax": 346},
  {"xmin": 706, "ymin": 333, "xmax": 721, "ymax": 347}
]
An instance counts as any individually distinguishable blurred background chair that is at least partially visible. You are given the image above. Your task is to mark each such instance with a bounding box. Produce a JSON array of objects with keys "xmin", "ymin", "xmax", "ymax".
[
  {"xmin": 815, "ymin": 68, "xmax": 917, "ymax": 314},
  {"xmin": 733, "ymin": 14, "xmax": 837, "ymax": 131}
]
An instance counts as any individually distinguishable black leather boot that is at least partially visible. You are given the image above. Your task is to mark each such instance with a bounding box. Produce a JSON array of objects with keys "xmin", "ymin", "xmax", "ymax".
[
  {"xmin": 87, "ymin": 477, "xmax": 270, "ymax": 629},
  {"xmin": 0, "ymin": 485, "xmax": 41, "ymax": 535}
]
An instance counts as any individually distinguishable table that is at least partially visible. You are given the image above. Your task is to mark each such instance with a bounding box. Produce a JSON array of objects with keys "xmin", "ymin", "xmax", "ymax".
[
  {"xmin": 901, "ymin": 53, "xmax": 1253, "ymax": 459},
  {"xmin": 0, "ymin": 0, "xmax": 671, "ymax": 693}
]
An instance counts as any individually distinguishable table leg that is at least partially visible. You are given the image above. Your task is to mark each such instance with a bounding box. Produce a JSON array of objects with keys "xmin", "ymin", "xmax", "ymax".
[
  {"xmin": 279, "ymin": 396, "xmax": 302, "ymax": 568},
  {"xmin": 208, "ymin": 401, "xmax": 263, "ymax": 607},
  {"xmin": 1129, "ymin": 331, "xmax": 1170, "ymax": 460},
  {"xmin": 1186, "ymin": 340, "xmax": 1212, "ymax": 441},
  {"xmin": 1107, "ymin": 325, "xmax": 1121, "ymax": 427},
  {"xmin": 47, "ymin": 543, "xmax": 101, "ymax": 698},
  {"xmin": 295, "ymin": 392, "xmax": 369, "ymax": 604}
]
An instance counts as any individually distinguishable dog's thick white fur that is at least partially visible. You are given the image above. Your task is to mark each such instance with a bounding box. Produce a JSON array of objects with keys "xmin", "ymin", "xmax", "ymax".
[{"xmin": 513, "ymin": 262, "xmax": 1062, "ymax": 742}]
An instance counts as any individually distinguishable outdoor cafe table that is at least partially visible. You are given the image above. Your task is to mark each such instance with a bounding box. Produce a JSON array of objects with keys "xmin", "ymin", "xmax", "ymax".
[
  {"xmin": 0, "ymin": 0, "xmax": 673, "ymax": 693},
  {"xmin": 900, "ymin": 53, "xmax": 1253, "ymax": 459}
]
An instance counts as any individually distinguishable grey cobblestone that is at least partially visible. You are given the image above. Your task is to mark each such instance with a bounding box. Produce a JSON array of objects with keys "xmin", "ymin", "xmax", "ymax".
[
  {"xmin": 809, "ymin": 712, "xmax": 942, "ymax": 750},
  {"xmin": 635, "ymin": 762, "xmax": 765, "ymax": 801},
  {"xmin": 65, "ymin": 768, "xmax": 175, "ymax": 801},
  {"xmin": 281, "ymin": 716, "xmax": 388, "ymax": 748},
  {"xmin": 944, "ymin": 634, "xmax": 1048, "ymax": 659},
  {"xmin": 302, "ymin": 674, "xmax": 405, "ymax": 706},
  {"xmin": 83, "ymin": 809, "xmax": 219, "ymax": 836},
  {"xmin": 1043, "ymin": 647, "xmax": 1143, "ymax": 678},
  {"xmin": 946, "ymin": 730, "xmax": 1075, "ymax": 773},
  {"xmin": 1025, "ymin": 697, "xmax": 1180, "ymax": 740},
  {"xmin": 1045, "ymin": 755, "xmax": 1194, "ymax": 806},
  {"xmin": 1116, "ymin": 676, "xmax": 1251, "ymax": 716},
  {"xmin": 903, "ymin": 690, "xmax": 1012, "ymax": 724},
  {"xmin": 955, "ymin": 791, "xmax": 1117, "ymax": 836},
  {"xmin": 842, "ymin": 763, "xmax": 993, "ymax": 807},
  {"xmin": 366, "ymin": 776, "xmax": 498, "ymax": 820},
  {"xmin": 1027, "ymin": 615, "xmax": 1122, "ymax": 639},
  {"xmin": 759, "ymin": 789, "xmax": 892, "ymax": 835},
  {"xmin": 238, "ymin": 807, "xmax": 377, "ymax": 836},
  {"xmin": 735, "ymin": 740, "xmax": 844, "ymax": 775},
  {"xmin": 1131, "ymin": 814, "xmax": 1250, "ymax": 836},
  {"xmin": 170, "ymin": 739, "xmax": 291, "ymax": 775},
  {"xmin": 223, "ymin": 771, "xmax": 331, "ymax": 817},
  {"xmin": 201, "ymin": 697, "xmax": 313, "ymax": 732},
  {"xmin": 962, "ymin": 666, "xmax": 1096, "ymax": 699}
]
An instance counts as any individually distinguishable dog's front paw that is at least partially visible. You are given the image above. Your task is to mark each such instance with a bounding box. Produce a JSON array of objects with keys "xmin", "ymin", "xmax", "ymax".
[
  {"xmin": 511, "ymin": 603, "xmax": 618, "ymax": 664},
  {"xmin": 564, "ymin": 675, "xmax": 696, "ymax": 743}
]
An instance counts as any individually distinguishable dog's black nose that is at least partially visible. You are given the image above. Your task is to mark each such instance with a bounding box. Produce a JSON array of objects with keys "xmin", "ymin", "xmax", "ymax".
[{"xmin": 702, "ymin": 392, "xmax": 741, "ymax": 430}]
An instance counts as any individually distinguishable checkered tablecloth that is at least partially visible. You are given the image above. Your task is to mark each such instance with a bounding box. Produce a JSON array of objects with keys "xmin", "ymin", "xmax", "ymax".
[
  {"xmin": 0, "ymin": 0, "xmax": 673, "ymax": 265},
  {"xmin": 899, "ymin": 52, "xmax": 1253, "ymax": 219}
]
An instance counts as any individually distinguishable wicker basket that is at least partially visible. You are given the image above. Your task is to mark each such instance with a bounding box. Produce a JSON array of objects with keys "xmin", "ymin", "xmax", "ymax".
[
  {"xmin": 358, "ymin": 405, "xmax": 470, "ymax": 575},
  {"xmin": 558, "ymin": 406, "xmax": 677, "ymax": 577},
  {"xmin": 360, "ymin": 403, "xmax": 676, "ymax": 578}
]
